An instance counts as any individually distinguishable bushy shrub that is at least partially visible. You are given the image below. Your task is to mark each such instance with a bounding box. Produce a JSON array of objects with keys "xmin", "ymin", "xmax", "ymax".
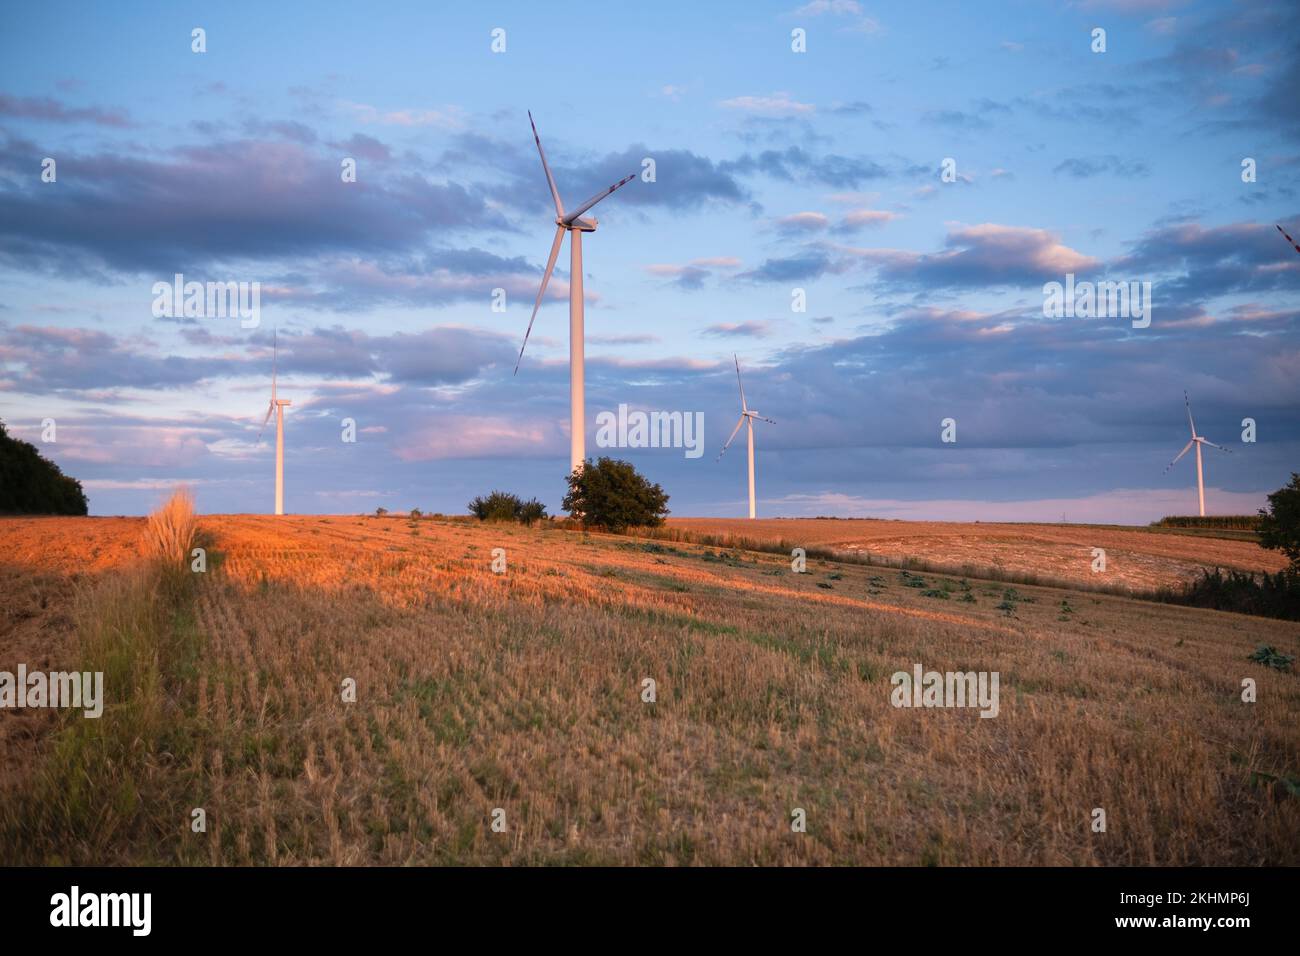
[
  {"xmin": 562, "ymin": 457, "xmax": 669, "ymax": 532},
  {"xmin": 468, "ymin": 490, "xmax": 524, "ymax": 521},
  {"xmin": 517, "ymin": 498, "xmax": 548, "ymax": 526},
  {"xmin": 467, "ymin": 491, "xmax": 549, "ymax": 525},
  {"xmin": 1158, "ymin": 567, "xmax": 1300, "ymax": 621}
]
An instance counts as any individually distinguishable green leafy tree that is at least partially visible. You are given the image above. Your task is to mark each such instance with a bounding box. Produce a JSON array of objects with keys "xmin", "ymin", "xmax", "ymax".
[
  {"xmin": 1258, "ymin": 473, "xmax": 1300, "ymax": 571},
  {"xmin": 0, "ymin": 420, "xmax": 88, "ymax": 515},
  {"xmin": 562, "ymin": 457, "xmax": 669, "ymax": 532}
]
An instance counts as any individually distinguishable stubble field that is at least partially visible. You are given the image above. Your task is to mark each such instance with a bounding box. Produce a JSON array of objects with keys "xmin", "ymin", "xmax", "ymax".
[
  {"xmin": 665, "ymin": 517, "xmax": 1286, "ymax": 591},
  {"xmin": 1, "ymin": 514, "xmax": 1297, "ymax": 865}
]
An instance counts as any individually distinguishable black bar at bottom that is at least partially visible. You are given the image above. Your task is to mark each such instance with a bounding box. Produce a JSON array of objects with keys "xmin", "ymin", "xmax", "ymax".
[{"xmin": 0, "ymin": 866, "xmax": 1282, "ymax": 941}]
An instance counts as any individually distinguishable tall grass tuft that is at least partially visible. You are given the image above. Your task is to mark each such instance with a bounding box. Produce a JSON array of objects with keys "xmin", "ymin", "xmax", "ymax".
[{"xmin": 143, "ymin": 487, "xmax": 197, "ymax": 566}]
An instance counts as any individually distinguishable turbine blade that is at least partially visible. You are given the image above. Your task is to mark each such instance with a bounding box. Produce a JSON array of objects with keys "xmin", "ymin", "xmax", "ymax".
[
  {"xmin": 256, "ymin": 401, "xmax": 274, "ymax": 442},
  {"xmin": 272, "ymin": 327, "xmax": 278, "ymax": 401},
  {"xmin": 716, "ymin": 414, "xmax": 747, "ymax": 461},
  {"xmin": 1185, "ymin": 390, "xmax": 1196, "ymax": 437},
  {"xmin": 734, "ymin": 353, "xmax": 747, "ymax": 411},
  {"xmin": 563, "ymin": 171, "xmax": 637, "ymax": 224},
  {"xmin": 528, "ymin": 111, "xmax": 565, "ymax": 219},
  {"xmin": 753, "ymin": 414, "xmax": 776, "ymax": 425},
  {"xmin": 1163, "ymin": 440, "xmax": 1194, "ymax": 473},
  {"xmin": 1278, "ymin": 224, "xmax": 1300, "ymax": 256},
  {"xmin": 514, "ymin": 224, "xmax": 566, "ymax": 374},
  {"xmin": 1200, "ymin": 438, "xmax": 1231, "ymax": 453}
]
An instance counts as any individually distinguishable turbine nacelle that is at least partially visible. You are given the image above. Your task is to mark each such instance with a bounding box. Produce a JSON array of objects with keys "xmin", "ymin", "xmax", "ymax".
[{"xmin": 561, "ymin": 216, "xmax": 597, "ymax": 232}]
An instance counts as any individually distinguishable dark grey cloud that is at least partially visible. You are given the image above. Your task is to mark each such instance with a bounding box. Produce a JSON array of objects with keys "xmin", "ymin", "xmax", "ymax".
[
  {"xmin": 0, "ymin": 321, "xmax": 515, "ymax": 395},
  {"xmin": 1115, "ymin": 216, "xmax": 1300, "ymax": 303},
  {"xmin": 0, "ymin": 134, "xmax": 512, "ymax": 279}
]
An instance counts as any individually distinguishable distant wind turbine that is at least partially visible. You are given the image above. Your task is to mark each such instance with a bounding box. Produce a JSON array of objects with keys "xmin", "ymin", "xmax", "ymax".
[
  {"xmin": 514, "ymin": 111, "xmax": 637, "ymax": 476},
  {"xmin": 257, "ymin": 329, "xmax": 291, "ymax": 515},
  {"xmin": 717, "ymin": 354, "xmax": 774, "ymax": 519},
  {"xmin": 1163, "ymin": 391, "xmax": 1230, "ymax": 518}
]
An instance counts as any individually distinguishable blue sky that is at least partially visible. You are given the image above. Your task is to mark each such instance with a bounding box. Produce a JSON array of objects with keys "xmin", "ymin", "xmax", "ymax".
[{"xmin": 1, "ymin": 0, "xmax": 1297, "ymax": 520}]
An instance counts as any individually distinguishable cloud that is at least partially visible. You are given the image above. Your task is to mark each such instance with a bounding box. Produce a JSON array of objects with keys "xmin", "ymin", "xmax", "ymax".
[
  {"xmin": 833, "ymin": 208, "xmax": 899, "ymax": 233},
  {"xmin": 1114, "ymin": 217, "xmax": 1300, "ymax": 303},
  {"xmin": 644, "ymin": 257, "xmax": 742, "ymax": 290},
  {"xmin": 718, "ymin": 92, "xmax": 815, "ymax": 116},
  {"xmin": 774, "ymin": 211, "xmax": 830, "ymax": 234},
  {"xmin": 1054, "ymin": 155, "xmax": 1150, "ymax": 178},
  {"xmin": 721, "ymin": 146, "xmax": 889, "ymax": 188},
  {"xmin": 702, "ymin": 321, "xmax": 772, "ymax": 338},
  {"xmin": 0, "ymin": 93, "xmax": 132, "ymax": 127},
  {"xmin": 842, "ymin": 223, "xmax": 1099, "ymax": 289},
  {"xmin": 0, "ymin": 321, "xmax": 515, "ymax": 395},
  {"xmin": 0, "ymin": 135, "xmax": 511, "ymax": 279},
  {"xmin": 341, "ymin": 101, "xmax": 466, "ymax": 128},
  {"xmin": 792, "ymin": 0, "xmax": 881, "ymax": 33},
  {"xmin": 328, "ymin": 133, "xmax": 393, "ymax": 163},
  {"xmin": 737, "ymin": 250, "xmax": 841, "ymax": 283}
]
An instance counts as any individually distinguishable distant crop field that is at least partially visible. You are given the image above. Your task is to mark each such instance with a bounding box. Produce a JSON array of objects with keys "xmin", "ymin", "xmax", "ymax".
[
  {"xmin": 1, "ymin": 514, "xmax": 1297, "ymax": 865},
  {"xmin": 1154, "ymin": 515, "xmax": 1262, "ymax": 531},
  {"xmin": 664, "ymin": 517, "xmax": 1286, "ymax": 592}
]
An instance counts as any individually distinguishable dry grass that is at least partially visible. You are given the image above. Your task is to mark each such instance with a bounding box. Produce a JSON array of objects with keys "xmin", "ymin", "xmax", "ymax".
[
  {"xmin": 142, "ymin": 488, "xmax": 197, "ymax": 569},
  {"xmin": 1, "ymin": 513, "xmax": 1297, "ymax": 865}
]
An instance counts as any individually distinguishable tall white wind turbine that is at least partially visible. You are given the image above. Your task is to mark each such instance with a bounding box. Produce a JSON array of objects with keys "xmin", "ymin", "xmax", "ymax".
[
  {"xmin": 1163, "ymin": 391, "xmax": 1230, "ymax": 517},
  {"xmin": 717, "ymin": 354, "xmax": 774, "ymax": 519},
  {"xmin": 514, "ymin": 111, "xmax": 637, "ymax": 476},
  {"xmin": 257, "ymin": 329, "xmax": 291, "ymax": 515}
]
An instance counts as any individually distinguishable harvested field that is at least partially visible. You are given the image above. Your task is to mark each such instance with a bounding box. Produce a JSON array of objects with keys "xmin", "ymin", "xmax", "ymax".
[
  {"xmin": 665, "ymin": 518, "xmax": 1286, "ymax": 592},
  {"xmin": 0, "ymin": 514, "xmax": 1297, "ymax": 865}
]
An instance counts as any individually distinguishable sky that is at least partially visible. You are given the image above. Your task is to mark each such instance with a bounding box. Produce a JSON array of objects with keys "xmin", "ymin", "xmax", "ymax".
[{"xmin": 1, "ymin": 0, "xmax": 1297, "ymax": 521}]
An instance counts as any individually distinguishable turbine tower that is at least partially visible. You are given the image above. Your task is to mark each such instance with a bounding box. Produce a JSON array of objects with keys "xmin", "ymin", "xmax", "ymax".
[
  {"xmin": 257, "ymin": 329, "xmax": 291, "ymax": 515},
  {"xmin": 1163, "ymin": 391, "xmax": 1229, "ymax": 518},
  {"xmin": 717, "ymin": 354, "xmax": 774, "ymax": 519},
  {"xmin": 514, "ymin": 111, "xmax": 637, "ymax": 476}
]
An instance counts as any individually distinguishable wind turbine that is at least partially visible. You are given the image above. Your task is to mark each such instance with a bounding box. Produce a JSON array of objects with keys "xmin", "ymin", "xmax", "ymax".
[
  {"xmin": 1278, "ymin": 223, "xmax": 1300, "ymax": 256},
  {"xmin": 514, "ymin": 111, "xmax": 637, "ymax": 476},
  {"xmin": 1163, "ymin": 391, "xmax": 1230, "ymax": 518},
  {"xmin": 257, "ymin": 329, "xmax": 291, "ymax": 515},
  {"xmin": 717, "ymin": 354, "xmax": 774, "ymax": 519}
]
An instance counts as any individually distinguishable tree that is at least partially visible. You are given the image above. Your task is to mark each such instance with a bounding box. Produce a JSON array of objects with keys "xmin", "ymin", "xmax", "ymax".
[
  {"xmin": 0, "ymin": 420, "xmax": 88, "ymax": 515},
  {"xmin": 562, "ymin": 457, "xmax": 669, "ymax": 532},
  {"xmin": 1258, "ymin": 473, "xmax": 1300, "ymax": 571}
]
